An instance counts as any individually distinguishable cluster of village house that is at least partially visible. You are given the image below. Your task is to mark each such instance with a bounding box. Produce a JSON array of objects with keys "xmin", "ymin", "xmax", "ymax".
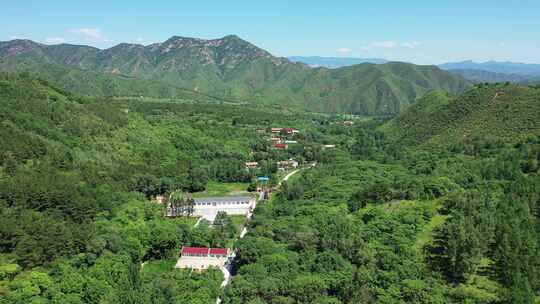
[
  {"xmin": 167, "ymin": 124, "xmax": 353, "ymax": 271},
  {"xmin": 270, "ymin": 127, "xmax": 299, "ymax": 150},
  {"xmin": 246, "ymin": 126, "xmax": 337, "ymax": 172},
  {"xmin": 244, "ymin": 127, "xmax": 301, "ymax": 171},
  {"xmin": 172, "ymin": 127, "xmax": 300, "ymax": 271}
]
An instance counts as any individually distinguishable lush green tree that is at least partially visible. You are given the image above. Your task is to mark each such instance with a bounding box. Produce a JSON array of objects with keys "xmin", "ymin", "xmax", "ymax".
[
  {"xmin": 214, "ymin": 211, "xmax": 237, "ymax": 240},
  {"xmin": 168, "ymin": 191, "xmax": 195, "ymax": 217}
]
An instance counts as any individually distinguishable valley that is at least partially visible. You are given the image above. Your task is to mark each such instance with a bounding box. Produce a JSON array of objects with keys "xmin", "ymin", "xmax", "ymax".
[
  {"xmin": 0, "ymin": 72, "xmax": 539, "ymax": 303},
  {"xmin": 1, "ymin": 5, "xmax": 540, "ymax": 302}
]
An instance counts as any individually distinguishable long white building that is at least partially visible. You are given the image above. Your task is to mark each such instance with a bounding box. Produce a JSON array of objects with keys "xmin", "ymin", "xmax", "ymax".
[{"xmin": 192, "ymin": 196, "xmax": 256, "ymax": 221}]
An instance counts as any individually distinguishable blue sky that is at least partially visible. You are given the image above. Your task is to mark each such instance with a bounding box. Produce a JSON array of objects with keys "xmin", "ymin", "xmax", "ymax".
[{"xmin": 2, "ymin": 0, "xmax": 539, "ymax": 64}]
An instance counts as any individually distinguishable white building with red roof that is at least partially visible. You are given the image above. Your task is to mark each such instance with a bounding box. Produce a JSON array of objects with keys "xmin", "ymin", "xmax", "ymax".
[{"xmin": 175, "ymin": 247, "xmax": 230, "ymax": 270}]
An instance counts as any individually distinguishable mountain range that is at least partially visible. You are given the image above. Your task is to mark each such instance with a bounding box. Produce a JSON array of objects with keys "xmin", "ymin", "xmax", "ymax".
[
  {"xmin": 0, "ymin": 36, "xmax": 471, "ymax": 115},
  {"xmin": 438, "ymin": 60, "xmax": 540, "ymax": 77},
  {"xmin": 444, "ymin": 69, "xmax": 540, "ymax": 84},
  {"xmin": 289, "ymin": 56, "xmax": 540, "ymax": 84},
  {"xmin": 287, "ymin": 56, "xmax": 388, "ymax": 68}
]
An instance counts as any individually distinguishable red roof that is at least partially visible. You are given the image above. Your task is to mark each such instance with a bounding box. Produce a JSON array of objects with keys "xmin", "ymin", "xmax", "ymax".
[
  {"xmin": 182, "ymin": 247, "xmax": 209, "ymax": 255},
  {"xmin": 209, "ymin": 248, "xmax": 228, "ymax": 255},
  {"xmin": 274, "ymin": 143, "xmax": 288, "ymax": 149},
  {"xmin": 182, "ymin": 247, "xmax": 228, "ymax": 256},
  {"xmin": 282, "ymin": 128, "xmax": 295, "ymax": 132}
]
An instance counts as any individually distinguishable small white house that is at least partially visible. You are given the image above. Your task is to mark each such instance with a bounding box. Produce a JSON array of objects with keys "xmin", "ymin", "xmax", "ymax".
[{"xmin": 277, "ymin": 159, "xmax": 299, "ymax": 170}]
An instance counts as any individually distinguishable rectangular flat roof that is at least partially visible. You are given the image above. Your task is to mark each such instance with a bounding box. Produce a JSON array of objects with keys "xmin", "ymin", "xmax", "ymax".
[
  {"xmin": 209, "ymin": 248, "xmax": 228, "ymax": 255},
  {"xmin": 194, "ymin": 196, "xmax": 252, "ymax": 203}
]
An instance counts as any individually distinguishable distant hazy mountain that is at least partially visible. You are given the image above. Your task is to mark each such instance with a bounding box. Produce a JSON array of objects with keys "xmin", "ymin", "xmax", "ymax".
[
  {"xmin": 446, "ymin": 69, "xmax": 540, "ymax": 84},
  {"xmin": 439, "ymin": 60, "xmax": 540, "ymax": 77},
  {"xmin": 0, "ymin": 36, "xmax": 470, "ymax": 115},
  {"xmin": 288, "ymin": 56, "xmax": 388, "ymax": 68}
]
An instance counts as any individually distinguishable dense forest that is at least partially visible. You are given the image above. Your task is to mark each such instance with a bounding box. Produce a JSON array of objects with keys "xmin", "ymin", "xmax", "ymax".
[
  {"xmin": 0, "ymin": 73, "xmax": 539, "ymax": 303},
  {"xmin": 0, "ymin": 73, "xmax": 334, "ymax": 303},
  {"xmin": 224, "ymin": 131, "xmax": 540, "ymax": 303}
]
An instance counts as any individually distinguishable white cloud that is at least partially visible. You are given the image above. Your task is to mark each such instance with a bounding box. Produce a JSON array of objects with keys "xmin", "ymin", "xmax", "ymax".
[
  {"xmin": 69, "ymin": 28, "xmax": 110, "ymax": 43},
  {"xmin": 10, "ymin": 36, "xmax": 23, "ymax": 40},
  {"xmin": 402, "ymin": 41, "xmax": 422, "ymax": 49},
  {"xmin": 45, "ymin": 37, "xmax": 66, "ymax": 44},
  {"xmin": 337, "ymin": 47, "xmax": 352, "ymax": 54},
  {"xmin": 136, "ymin": 37, "xmax": 145, "ymax": 43}
]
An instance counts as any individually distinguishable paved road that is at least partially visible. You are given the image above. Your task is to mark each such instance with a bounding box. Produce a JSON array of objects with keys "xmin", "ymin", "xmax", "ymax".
[
  {"xmin": 278, "ymin": 169, "xmax": 300, "ymax": 186},
  {"xmin": 193, "ymin": 217, "xmax": 204, "ymax": 228}
]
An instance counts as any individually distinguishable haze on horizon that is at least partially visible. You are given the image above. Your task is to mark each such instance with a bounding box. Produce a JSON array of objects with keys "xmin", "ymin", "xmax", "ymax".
[{"xmin": 1, "ymin": 0, "xmax": 539, "ymax": 65}]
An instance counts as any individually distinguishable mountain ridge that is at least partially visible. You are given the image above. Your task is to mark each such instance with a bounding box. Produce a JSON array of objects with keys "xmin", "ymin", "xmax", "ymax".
[
  {"xmin": 288, "ymin": 56, "xmax": 540, "ymax": 83},
  {"xmin": 288, "ymin": 56, "xmax": 388, "ymax": 68},
  {"xmin": 446, "ymin": 68, "xmax": 540, "ymax": 84},
  {"xmin": 0, "ymin": 35, "xmax": 471, "ymax": 115},
  {"xmin": 439, "ymin": 60, "xmax": 540, "ymax": 76},
  {"xmin": 380, "ymin": 83, "xmax": 540, "ymax": 147}
]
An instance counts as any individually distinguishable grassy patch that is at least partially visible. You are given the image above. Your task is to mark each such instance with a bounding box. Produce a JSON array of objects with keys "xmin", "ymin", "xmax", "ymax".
[
  {"xmin": 282, "ymin": 169, "xmax": 302, "ymax": 184},
  {"xmin": 192, "ymin": 181, "xmax": 250, "ymax": 198},
  {"xmin": 169, "ymin": 216, "xmax": 199, "ymax": 227},
  {"xmin": 376, "ymin": 199, "xmax": 448, "ymax": 253},
  {"xmin": 141, "ymin": 257, "xmax": 178, "ymax": 279},
  {"xmin": 414, "ymin": 213, "xmax": 448, "ymax": 251}
]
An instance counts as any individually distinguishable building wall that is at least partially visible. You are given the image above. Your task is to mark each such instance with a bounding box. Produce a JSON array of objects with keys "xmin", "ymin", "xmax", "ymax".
[
  {"xmin": 192, "ymin": 197, "xmax": 256, "ymax": 221},
  {"xmin": 175, "ymin": 256, "xmax": 228, "ymax": 270}
]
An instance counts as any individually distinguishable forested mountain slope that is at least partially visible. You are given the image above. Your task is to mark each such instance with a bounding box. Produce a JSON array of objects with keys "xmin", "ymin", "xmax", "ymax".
[
  {"xmin": 222, "ymin": 118, "xmax": 540, "ymax": 303},
  {"xmin": 1, "ymin": 74, "xmax": 539, "ymax": 303},
  {"xmin": 380, "ymin": 83, "xmax": 540, "ymax": 147},
  {"xmin": 0, "ymin": 37, "xmax": 471, "ymax": 115},
  {"xmin": 0, "ymin": 74, "xmax": 333, "ymax": 303}
]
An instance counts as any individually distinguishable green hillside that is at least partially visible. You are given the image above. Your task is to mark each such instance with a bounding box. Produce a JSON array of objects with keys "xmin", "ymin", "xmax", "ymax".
[
  {"xmin": 0, "ymin": 73, "xmax": 335, "ymax": 303},
  {"xmin": 0, "ymin": 37, "xmax": 471, "ymax": 115},
  {"xmin": 0, "ymin": 59, "xmax": 247, "ymax": 104},
  {"xmin": 1, "ymin": 74, "xmax": 539, "ymax": 303},
  {"xmin": 380, "ymin": 83, "xmax": 540, "ymax": 147}
]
